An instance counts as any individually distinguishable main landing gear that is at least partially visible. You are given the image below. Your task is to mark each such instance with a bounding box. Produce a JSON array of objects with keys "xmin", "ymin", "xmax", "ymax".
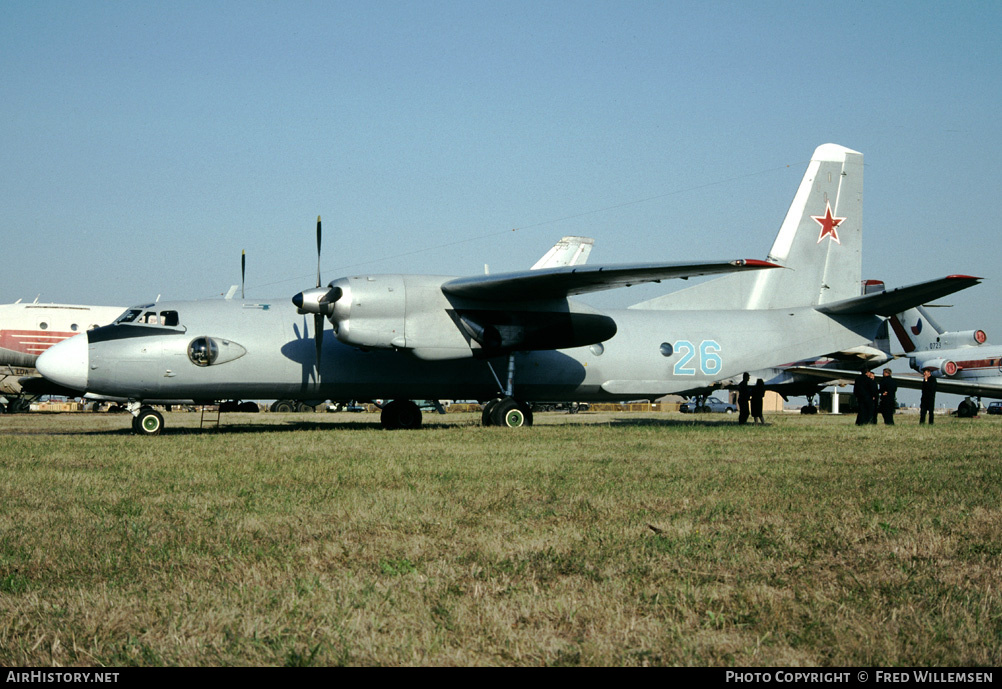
[
  {"xmin": 480, "ymin": 353, "xmax": 534, "ymax": 427},
  {"xmin": 481, "ymin": 396, "xmax": 533, "ymax": 427}
]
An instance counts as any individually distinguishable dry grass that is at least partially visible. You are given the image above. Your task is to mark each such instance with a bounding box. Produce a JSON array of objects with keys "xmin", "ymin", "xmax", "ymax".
[{"xmin": 0, "ymin": 410, "xmax": 1000, "ymax": 666}]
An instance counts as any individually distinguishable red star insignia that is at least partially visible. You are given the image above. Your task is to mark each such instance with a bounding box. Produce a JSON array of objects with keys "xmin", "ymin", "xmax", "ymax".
[{"xmin": 812, "ymin": 201, "xmax": 845, "ymax": 244}]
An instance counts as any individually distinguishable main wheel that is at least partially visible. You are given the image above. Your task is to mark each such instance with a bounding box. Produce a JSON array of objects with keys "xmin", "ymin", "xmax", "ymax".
[
  {"xmin": 481, "ymin": 398, "xmax": 501, "ymax": 427},
  {"xmin": 490, "ymin": 397, "xmax": 533, "ymax": 428},
  {"xmin": 134, "ymin": 408, "xmax": 164, "ymax": 436},
  {"xmin": 380, "ymin": 399, "xmax": 423, "ymax": 429}
]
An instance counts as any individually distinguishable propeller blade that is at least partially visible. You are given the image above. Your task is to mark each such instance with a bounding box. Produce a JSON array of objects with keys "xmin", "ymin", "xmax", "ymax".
[
  {"xmin": 319, "ymin": 286, "xmax": 343, "ymax": 311},
  {"xmin": 314, "ymin": 217, "xmax": 324, "ymax": 373},
  {"xmin": 314, "ymin": 313, "xmax": 324, "ymax": 373},
  {"xmin": 316, "ymin": 215, "xmax": 322, "ymax": 288},
  {"xmin": 241, "ymin": 250, "xmax": 246, "ymax": 300}
]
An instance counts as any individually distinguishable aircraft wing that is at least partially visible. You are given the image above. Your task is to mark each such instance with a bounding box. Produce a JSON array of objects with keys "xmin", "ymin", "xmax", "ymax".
[
  {"xmin": 817, "ymin": 275, "xmax": 982, "ymax": 316},
  {"xmin": 788, "ymin": 366, "xmax": 1002, "ymax": 399},
  {"xmin": 441, "ymin": 259, "xmax": 778, "ymax": 301}
]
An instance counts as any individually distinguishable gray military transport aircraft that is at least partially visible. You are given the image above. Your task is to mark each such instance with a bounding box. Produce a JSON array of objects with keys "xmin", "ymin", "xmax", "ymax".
[{"xmin": 36, "ymin": 144, "xmax": 980, "ymax": 434}]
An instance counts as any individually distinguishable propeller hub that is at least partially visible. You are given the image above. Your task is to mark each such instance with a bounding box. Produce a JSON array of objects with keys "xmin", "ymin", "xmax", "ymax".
[{"xmin": 292, "ymin": 286, "xmax": 333, "ymax": 315}]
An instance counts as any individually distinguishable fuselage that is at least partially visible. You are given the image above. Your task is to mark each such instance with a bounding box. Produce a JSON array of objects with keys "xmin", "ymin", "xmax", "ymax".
[
  {"xmin": 0, "ymin": 302, "xmax": 124, "ymax": 367},
  {"xmin": 1, "ymin": 302, "xmax": 124, "ymax": 398},
  {"xmin": 909, "ymin": 345, "xmax": 1002, "ymax": 387},
  {"xmin": 36, "ymin": 294, "xmax": 882, "ymax": 404}
]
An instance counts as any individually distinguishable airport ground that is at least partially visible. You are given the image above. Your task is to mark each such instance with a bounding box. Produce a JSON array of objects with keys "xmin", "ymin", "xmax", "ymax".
[{"xmin": 1, "ymin": 410, "xmax": 999, "ymax": 666}]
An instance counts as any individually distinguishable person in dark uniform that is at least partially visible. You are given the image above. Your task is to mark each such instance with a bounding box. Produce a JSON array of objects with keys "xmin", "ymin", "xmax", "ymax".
[
  {"xmin": 878, "ymin": 368, "xmax": 898, "ymax": 425},
  {"xmin": 854, "ymin": 371, "xmax": 876, "ymax": 425},
  {"xmin": 957, "ymin": 396, "xmax": 979, "ymax": 418},
  {"xmin": 737, "ymin": 372, "xmax": 751, "ymax": 425},
  {"xmin": 867, "ymin": 371, "xmax": 880, "ymax": 424},
  {"xmin": 920, "ymin": 369, "xmax": 937, "ymax": 424},
  {"xmin": 751, "ymin": 379, "xmax": 766, "ymax": 425}
]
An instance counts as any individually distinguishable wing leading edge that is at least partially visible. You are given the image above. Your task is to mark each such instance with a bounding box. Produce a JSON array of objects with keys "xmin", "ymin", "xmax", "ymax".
[{"xmin": 441, "ymin": 259, "xmax": 778, "ymax": 301}]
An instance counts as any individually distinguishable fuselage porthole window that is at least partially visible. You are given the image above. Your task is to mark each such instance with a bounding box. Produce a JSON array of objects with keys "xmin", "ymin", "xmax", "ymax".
[{"xmin": 188, "ymin": 337, "xmax": 219, "ymax": 366}]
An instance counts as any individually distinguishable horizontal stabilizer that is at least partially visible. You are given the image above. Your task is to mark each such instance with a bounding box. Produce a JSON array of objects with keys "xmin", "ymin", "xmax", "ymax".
[
  {"xmin": 789, "ymin": 366, "xmax": 1002, "ymax": 399},
  {"xmin": 817, "ymin": 276, "xmax": 981, "ymax": 317},
  {"xmin": 441, "ymin": 259, "xmax": 778, "ymax": 301}
]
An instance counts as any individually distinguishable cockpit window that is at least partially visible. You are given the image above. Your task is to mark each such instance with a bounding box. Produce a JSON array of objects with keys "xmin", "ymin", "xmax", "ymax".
[
  {"xmin": 113, "ymin": 308, "xmax": 181, "ymax": 327},
  {"xmin": 115, "ymin": 309, "xmax": 143, "ymax": 324}
]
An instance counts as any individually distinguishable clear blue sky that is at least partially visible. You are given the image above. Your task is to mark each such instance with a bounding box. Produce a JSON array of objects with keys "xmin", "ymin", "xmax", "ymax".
[{"xmin": 3, "ymin": 1, "xmax": 999, "ymax": 401}]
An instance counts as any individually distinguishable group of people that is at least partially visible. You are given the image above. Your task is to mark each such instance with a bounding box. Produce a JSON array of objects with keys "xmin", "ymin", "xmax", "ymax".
[
  {"xmin": 854, "ymin": 368, "xmax": 938, "ymax": 425},
  {"xmin": 737, "ymin": 372, "xmax": 766, "ymax": 425},
  {"xmin": 853, "ymin": 368, "xmax": 899, "ymax": 425}
]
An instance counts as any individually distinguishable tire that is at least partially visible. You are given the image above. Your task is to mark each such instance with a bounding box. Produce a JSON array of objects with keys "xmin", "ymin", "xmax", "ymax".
[
  {"xmin": 481, "ymin": 398, "xmax": 501, "ymax": 427},
  {"xmin": 134, "ymin": 408, "xmax": 164, "ymax": 436},
  {"xmin": 273, "ymin": 400, "xmax": 295, "ymax": 413},
  {"xmin": 380, "ymin": 399, "xmax": 422, "ymax": 430},
  {"xmin": 490, "ymin": 397, "xmax": 533, "ymax": 428}
]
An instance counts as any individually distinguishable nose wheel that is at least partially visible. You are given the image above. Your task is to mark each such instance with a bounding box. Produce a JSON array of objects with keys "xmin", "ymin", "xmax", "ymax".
[{"xmin": 131, "ymin": 406, "xmax": 164, "ymax": 436}]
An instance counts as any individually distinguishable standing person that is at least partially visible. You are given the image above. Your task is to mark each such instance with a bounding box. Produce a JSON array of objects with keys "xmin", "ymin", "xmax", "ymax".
[
  {"xmin": 751, "ymin": 379, "xmax": 766, "ymax": 425},
  {"xmin": 868, "ymin": 370, "xmax": 879, "ymax": 424},
  {"xmin": 737, "ymin": 372, "xmax": 751, "ymax": 425},
  {"xmin": 854, "ymin": 371, "xmax": 875, "ymax": 425},
  {"xmin": 879, "ymin": 368, "xmax": 898, "ymax": 425},
  {"xmin": 920, "ymin": 369, "xmax": 937, "ymax": 425}
]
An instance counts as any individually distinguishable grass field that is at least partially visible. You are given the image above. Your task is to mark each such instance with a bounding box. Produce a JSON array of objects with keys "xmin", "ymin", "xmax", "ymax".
[{"xmin": 1, "ymin": 409, "xmax": 1000, "ymax": 666}]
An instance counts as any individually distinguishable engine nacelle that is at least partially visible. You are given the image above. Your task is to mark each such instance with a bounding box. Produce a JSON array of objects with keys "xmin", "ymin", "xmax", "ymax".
[
  {"xmin": 328, "ymin": 275, "xmax": 409, "ymax": 350},
  {"xmin": 916, "ymin": 357, "xmax": 959, "ymax": 377},
  {"xmin": 935, "ymin": 329, "xmax": 987, "ymax": 349},
  {"xmin": 323, "ymin": 274, "xmax": 618, "ymax": 360}
]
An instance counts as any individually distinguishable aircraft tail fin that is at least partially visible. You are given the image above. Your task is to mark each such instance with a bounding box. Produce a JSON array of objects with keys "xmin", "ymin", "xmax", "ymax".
[
  {"xmin": 532, "ymin": 236, "xmax": 594, "ymax": 269},
  {"xmin": 631, "ymin": 143, "xmax": 863, "ymax": 310},
  {"xmin": 888, "ymin": 305, "xmax": 944, "ymax": 353},
  {"xmin": 889, "ymin": 303, "xmax": 989, "ymax": 353}
]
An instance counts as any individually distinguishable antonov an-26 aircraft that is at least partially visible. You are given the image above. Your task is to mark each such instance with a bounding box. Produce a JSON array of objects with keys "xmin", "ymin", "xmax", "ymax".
[{"xmin": 37, "ymin": 144, "xmax": 980, "ymax": 434}]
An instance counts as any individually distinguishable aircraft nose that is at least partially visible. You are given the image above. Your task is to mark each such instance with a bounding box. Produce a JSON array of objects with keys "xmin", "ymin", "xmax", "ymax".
[{"xmin": 36, "ymin": 332, "xmax": 90, "ymax": 391}]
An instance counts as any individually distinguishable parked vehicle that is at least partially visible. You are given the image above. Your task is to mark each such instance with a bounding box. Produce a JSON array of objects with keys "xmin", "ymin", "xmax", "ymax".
[
  {"xmin": 986, "ymin": 401, "xmax": 1002, "ymax": 415},
  {"xmin": 679, "ymin": 396, "xmax": 737, "ymax": 413}
]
